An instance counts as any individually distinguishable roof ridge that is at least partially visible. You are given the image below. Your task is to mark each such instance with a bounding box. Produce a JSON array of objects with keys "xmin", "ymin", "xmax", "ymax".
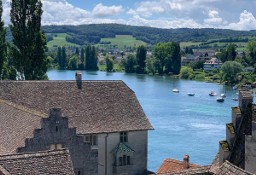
[
  {"xmin": 0, "ymin": 99, "xmax": 47, "ymax": 118},
  {"xmin": 0, "ymin": 149, "xmax": 69, "ymax": 160}
]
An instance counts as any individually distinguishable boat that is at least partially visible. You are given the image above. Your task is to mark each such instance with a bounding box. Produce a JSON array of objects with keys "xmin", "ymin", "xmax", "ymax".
[
  {"xmin": 216, "ymin": 97, "xmax": 224, "ymax": 102},
  {"xmin": 187, "ymin": 93, "xmax": 195, "ymax": 96},
  {"xmin": 209, "ymin": 91, "xmax": 217, "ymax": 96},
  {"xmin": 233, "ymin": 85, "xmax": 238, "ymax": 90},
  {"xmin": 220, "ymin": 93, "xmax": 226, "ymax": 98},
  {"xmin": 232, "ymin": 98, "xmax": 238, "ymax": 101},
  {"xmin": 172, "ymin": 89, "xmax": 179, "ymax": 93}
]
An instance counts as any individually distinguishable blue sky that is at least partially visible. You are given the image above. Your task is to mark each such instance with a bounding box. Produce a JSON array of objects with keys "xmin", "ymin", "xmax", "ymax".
[{"xmin": 2, "ymin": 0, "xmax": 256, "ymax": 30}]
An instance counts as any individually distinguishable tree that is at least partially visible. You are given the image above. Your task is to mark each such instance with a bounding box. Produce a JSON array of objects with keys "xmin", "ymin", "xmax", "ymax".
[
  {"xmin": 105, "ymin": 55, "xmax": 114, "ymax": 72},
  {"xmin": 136, "ymin": 45, "xmax": 147, "ymax": 74},
  {"xmin": 85, "ymin": 45, "xmax": 98, "ymax": 70},
  {"xmin": 67, "ymin": 55, "xmax": 79, "ymax": 70},
  {"xmin": 10, "ymin": 0, "xmax": 48, "ymax": 80},
  {"xmin": 154, "ymin": 42, "xmax": 181, "ymax": 75},
  {"xmin": 0, "ymin": 0, "xmax": 7, "ymax": 79},
  {"xmin": 218, "ymin": 44, "xmax": 237, "ymax": 63},
  {"xmin": 247, "ymin": 41, "xmax": 256, "ymax": 65},
  {"xmin": 179, "ymin": 66, "xmax": 193, "ymax": 79},
  {"xmin": 153, "ymin": 43, "xmax": 167, "ymax": 75},
  {"xmin": 221, "ymin": 61, "xmax": 243, "ymax": 85},
  {"xmin": 121, "ymin": 54, "xmax": 137, "ymax": 73},
  {"xmin": 80, "ymin": 48, "xmax": 85, "ymax": 69}
]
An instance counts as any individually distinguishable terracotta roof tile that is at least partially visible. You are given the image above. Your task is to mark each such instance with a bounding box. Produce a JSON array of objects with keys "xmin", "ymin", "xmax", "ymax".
[
  {"xmin": 0, "ymin": 149, "xmax": 74, "ymax": 175},
  {"xmin": 156, "ymin": 158, "xmax": 204, "ymax": 174},
  {"xmin": 0, "ymin": 80, "xmax": 153, "ymax": 134}
]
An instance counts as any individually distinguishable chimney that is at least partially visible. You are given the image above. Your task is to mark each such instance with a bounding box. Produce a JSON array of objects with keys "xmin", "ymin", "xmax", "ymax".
[
  {"xmin": 183, "ymin": 155, "xmax": 189, "ymax": 169},
  {"xmin": 75, "ymin": 71, "xmax": 82, "ymax": 89}
]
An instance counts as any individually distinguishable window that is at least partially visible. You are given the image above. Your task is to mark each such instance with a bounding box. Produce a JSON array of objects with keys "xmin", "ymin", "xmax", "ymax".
[
  {"xmin": 120, "ymin": 132, "xmax": 128, "ymax": 143},
  {"xmin": 50, "ymin": 144, "xmax": 62, "ymax": 150},
  {"xmin": 118, "ymin": 155, "xmax": 131, "ymax": 166},
  {"xmin": 84, "ymin": 135, "xmax": 98, "ymax": 146}
]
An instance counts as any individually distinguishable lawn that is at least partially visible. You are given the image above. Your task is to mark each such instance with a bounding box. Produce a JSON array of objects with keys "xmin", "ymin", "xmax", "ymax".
[
  {"xmin": 47, "ymin": 33, "xmax": 79, "ymax": 48},
  {"xmin": 96, "ymin": 35, "xmax": 146, "ymax": 49}
]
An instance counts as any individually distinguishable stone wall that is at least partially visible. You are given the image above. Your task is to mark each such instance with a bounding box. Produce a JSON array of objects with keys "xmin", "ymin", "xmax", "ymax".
[{"xmin": 17, "ymin": 108, "xmax": 98, "ymax": 175}]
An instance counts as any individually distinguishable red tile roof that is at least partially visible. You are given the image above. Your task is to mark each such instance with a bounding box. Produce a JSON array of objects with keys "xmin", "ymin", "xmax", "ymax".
[
  {"xmin": 156, "ymin": 158, "xmax": 203, "ymax": 174},
  {"xmin": 0, "ymin": 80, "xmax": 153, "ymax": 134}
]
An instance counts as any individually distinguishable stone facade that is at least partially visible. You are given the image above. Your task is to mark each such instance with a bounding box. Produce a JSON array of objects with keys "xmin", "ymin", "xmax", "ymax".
[
  {"xmin": 219, "ymin": 90, "xmax": 256, "ymax": 174},
  {"xmin": 17, "ymin": 108, "xmax": 98, "ymax": 175}
]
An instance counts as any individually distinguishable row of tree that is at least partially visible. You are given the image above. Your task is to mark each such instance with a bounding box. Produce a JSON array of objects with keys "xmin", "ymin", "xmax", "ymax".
[
  {"xmin": 120, "ymin": 42, "xmax": 181, "ymax": 75},
  {"xmin": 0, "ymin": 0, "xmax": 47, "ymax": 80},
  {"xmin": 55, "ymin": 45, "xmax": 98, "ymax": 71}
]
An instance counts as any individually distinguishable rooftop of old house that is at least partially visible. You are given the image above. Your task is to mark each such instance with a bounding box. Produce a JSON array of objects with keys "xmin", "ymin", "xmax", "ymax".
[
  {"xmin": 0, "ymin": 80, "xmax": 153, "ymax": 135},
  {"xmin": 156, "ymin": 156, "xmax": 208, "ymax": 175},
  {"xmin": 0, "ymin": 100, "xmax": 44, "ymax": 155},
  {"xmin": 0, "ymin": 149, "xmax": 74, "ymax": 175}
]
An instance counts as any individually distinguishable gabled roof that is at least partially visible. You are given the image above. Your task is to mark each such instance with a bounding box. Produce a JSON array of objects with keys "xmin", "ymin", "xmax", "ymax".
[
  {"xmin": 0, "ymin": 100, "xmax": 44, "ymax": 155},
  {"xmin": 156, "ymin": 158, "xmax": 205, "ymax": 174},
  {"xmin": 0, "ymin": 80, "xmax": 153, "ymax": 134},
  {"xmin": 0, "ymin": 149, "xmax": 74, "ymax": 175}
]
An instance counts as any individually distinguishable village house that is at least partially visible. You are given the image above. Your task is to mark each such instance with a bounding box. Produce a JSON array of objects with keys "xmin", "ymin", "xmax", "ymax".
[
  {"xmin": 181, "ymin": 55, "xmax": 199, "ymax": 66},
  {"xmin": 203, "ymin": 58, "xmax": 222, "ymax": 71},
  {"xmin": 0, "ymin": 72, "xmax": 153, "ymax": 175}
]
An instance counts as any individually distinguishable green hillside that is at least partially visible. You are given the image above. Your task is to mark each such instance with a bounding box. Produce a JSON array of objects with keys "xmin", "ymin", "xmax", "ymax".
[
  {"xmin": 46, "ymin": 33, "xmax": 79, "ymax": 47},
  {"xmin": 97, "ymin": 35, "xmax": 146, "ymax": 49}
]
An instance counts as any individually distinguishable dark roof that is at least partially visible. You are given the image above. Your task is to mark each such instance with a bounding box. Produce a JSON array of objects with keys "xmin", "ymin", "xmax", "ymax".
[
  {"xmin": 0, "ymin": 100, "xmax": 44, "ymax": 155},
  {"xmin": 214, "ymin": 161, "xmax": 253, "ymax": 175},
  {"xmin": 0, "ymin": 80, "xmax": 153, "ymax": 134},
  {"xmin": 156, "ymin": 158, "xmax": 206, "ymax": 174},
  {"xmin": 0, "ymin": 149, "xmax": 74, "ymax": 175}
]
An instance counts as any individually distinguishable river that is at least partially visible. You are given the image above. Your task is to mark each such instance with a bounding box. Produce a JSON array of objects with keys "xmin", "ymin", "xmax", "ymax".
[{"xmin": 47, "ymin": 70, "xmax": 242, "ymax": 172}]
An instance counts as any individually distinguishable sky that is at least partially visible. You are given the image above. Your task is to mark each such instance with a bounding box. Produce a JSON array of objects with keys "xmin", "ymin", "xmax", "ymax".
[{"xmin": 2, "ymin": 0, "xmax": 256, "ymax": 30}]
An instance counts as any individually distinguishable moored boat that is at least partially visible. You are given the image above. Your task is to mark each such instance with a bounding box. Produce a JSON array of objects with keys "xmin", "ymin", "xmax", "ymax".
[
  {"xmin": 217, "ymin": 97, "xmax": 224, "ymax": 102},
  {"xmin": 188, "ymin": 93, "xmax": 195, "ymax": 96},
  {"xmin": 221, "ymin": 93, "xmax": 226, "ymax": 98},
  {"xmin": 209, "ymin": 91, "xmax": 217, "ymax": 96},
  {"xmin": 172, "ymin": 89, "xmax": 179, "ymax": 93}
]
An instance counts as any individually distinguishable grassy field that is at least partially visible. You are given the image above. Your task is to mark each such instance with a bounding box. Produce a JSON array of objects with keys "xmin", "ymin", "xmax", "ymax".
[
  {"xmin": 47, "ymin": 33, "xmax": 79, "ymax": 48},
  {"xmin": 98, "ymin": 63, "xmax": 122, "ymax": 72},
  {"xmin": 97, "ymin": 35, "xmax": 146, "ymax": 49},
  {"xmin": 180, "ymin": 41, "xmax": 202, "ymax": 48}
]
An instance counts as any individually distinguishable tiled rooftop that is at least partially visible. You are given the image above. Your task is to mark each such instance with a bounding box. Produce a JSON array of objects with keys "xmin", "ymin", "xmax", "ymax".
[
  {"xmin": 156, "ymin": 158, "xmax": 204, "ymax": 174},
  {"xmin": 0, "ymin": 149, "xmax": 74, "ymax": 175},
  {"xmin": 0, "ymin": 80, "xmax": 153, "ymax": 134},
  {"xmin": 0, "ymin": 101, "xmax": 44, "ymax": 155},
  {"xmin": 214, "ymin": 161, "xmax": 253, "ymax": 175}
]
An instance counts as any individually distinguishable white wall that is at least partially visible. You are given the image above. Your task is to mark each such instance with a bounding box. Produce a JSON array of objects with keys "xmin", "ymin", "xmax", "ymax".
[{"xmin": 97, "ymin": 130, "xmax": 148, "ymax": 175}]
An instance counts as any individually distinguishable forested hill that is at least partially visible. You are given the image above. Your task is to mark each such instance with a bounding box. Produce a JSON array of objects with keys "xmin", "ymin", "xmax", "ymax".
[{"xmin": 42, "ymin": 24, "xmax": 256, "ymax": 45}]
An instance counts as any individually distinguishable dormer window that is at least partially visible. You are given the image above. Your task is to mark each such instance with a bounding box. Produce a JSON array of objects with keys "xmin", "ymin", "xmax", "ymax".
[{"xmin": 120, "ymin": 132, "xmax": 127, "ymax": 142}]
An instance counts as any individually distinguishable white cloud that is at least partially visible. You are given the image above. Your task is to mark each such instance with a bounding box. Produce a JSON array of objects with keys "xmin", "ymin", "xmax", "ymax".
[
  {"xmin": 42, "ymin": 0, "xmax": 91, "ymax": 25},
  {"xmin": 227, "ymin": 10, "xmax": 256, "ymax": 30},
  {"xmin": 126, "ymin": 15, "xmax": 202, "ymax": 29},
  {"xmin": 92, "ymin": 3, "xmax": 124, "ymax": 17},
  {"xmin": 1, "ymin": 0, "xmax": 256, "ymax": 31},
  {"xmin": 204, "ymin": 10, "xmax": 223, "ymax": 24}
]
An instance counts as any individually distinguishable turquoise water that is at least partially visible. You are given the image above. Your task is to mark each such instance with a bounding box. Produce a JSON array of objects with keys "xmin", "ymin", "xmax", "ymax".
[{"xmin": 47, "ymin": 70, "xmax": 242, "ymax": 172}]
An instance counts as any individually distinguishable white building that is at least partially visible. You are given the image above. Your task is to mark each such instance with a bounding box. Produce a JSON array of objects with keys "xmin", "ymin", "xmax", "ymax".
[{"xmin": 203, "ymin": 57, "xmax": 222, "ymax": 71}]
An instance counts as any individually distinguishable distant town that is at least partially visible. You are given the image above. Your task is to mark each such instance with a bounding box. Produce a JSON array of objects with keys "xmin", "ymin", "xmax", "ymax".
[{"xmin": 1, "ymin": 0, "xmax": 256, "ymax": 175}]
